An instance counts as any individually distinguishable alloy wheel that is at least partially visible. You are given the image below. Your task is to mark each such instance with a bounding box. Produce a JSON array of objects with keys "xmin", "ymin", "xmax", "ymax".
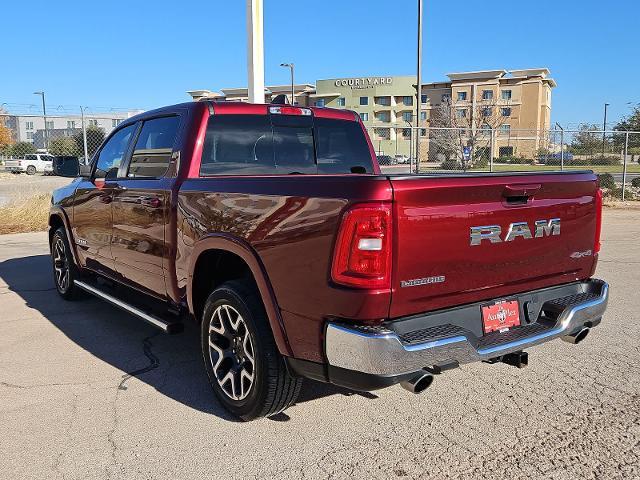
[
  {"xmin": 53, "ymin": 237, "xmax": 70, "ymax": 292},
  {"xmin": 208, "ymin": 304, "xmax": 255, "ymax": 401}
]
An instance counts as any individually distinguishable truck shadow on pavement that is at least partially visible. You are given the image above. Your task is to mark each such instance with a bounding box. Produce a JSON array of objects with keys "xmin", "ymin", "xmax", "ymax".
[{"xmin": 0, "ymin": 254, "xmax": 378, "ymax": 422}]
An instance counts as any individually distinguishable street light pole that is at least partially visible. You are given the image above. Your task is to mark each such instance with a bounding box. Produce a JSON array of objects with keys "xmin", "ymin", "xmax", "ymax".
[
  {"xmin": 280, "ymin": 63, "xmax": 295, "ymax": 105},
  {"xmin": 80, "ymin": 106, "xmax": 89, "ymax": 163},
  {"xmin": 34, "ymin": 91, "xmax": 47, "ymax": 150},
  {"xmin": 415, "ymin": 0, "xmax": 423, "ymax": 172},
  {"xmin": 602, "ymin": 102, "xmax": 609, "ymax": 156}
]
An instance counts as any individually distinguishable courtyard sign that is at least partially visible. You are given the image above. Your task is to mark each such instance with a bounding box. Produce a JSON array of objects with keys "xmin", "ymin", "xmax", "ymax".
[{"xmin": 334, "ymin": 77, "xmax": 394, "ymax": 89}]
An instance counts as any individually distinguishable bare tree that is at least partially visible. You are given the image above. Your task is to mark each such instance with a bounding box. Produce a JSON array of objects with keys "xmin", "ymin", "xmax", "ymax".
[{"xmin": 429, "ymin": 97, "xmax": 509, "ymax": 170}]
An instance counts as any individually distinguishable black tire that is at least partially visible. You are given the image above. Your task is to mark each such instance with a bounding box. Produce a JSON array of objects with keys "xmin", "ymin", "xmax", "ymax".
[
  {"xmin": 51, "ymin": 227, "xmax": 82, "ymax": 300},
  {"xmin": 26, "ymin": 165, "xmax": 36, "ymax": 175},
  {"xmin": 201, "ymin": 280, "xmax": 302, "ymax": 421}
]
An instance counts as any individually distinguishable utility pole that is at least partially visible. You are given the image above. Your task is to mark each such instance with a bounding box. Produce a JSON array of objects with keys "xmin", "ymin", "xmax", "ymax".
[
  {"xmin": 80, "ymin": 106, "xmax": 89, "ymax": 163},
  {"xmin": 247, "ymin": 0, "xmax": 265, "ymax": 103},
  {"xmin": 602, "ymin": 102, "xmax": 609, "ymax": 156},
  {"xmin": 280, "ymin": 63, "xmax": 295, "ymax": 105},
  {"xmin": 414, "ymin": 0, "xmax": 423, "ymax": 171},
  {"xmin": 555, "ymin": 122, "xmax": 564, "ymax": 171},
  {"xmin": 34, "ymin": 91, "xmax": 48, "ymax": 150}
]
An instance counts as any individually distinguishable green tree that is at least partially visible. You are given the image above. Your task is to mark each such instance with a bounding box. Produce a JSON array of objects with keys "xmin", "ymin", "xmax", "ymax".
[
  {"xmin": 49, "ymin": 137, "xmax": 80, "ymax": 156},
  {"xmin": 73, "ymin": 126, "xmax": 105, "ymax": 158},
  {"xmin": 614, "ymin": 104, "xmax": 640, "ymax": 150},
  {"xmin": 9, "ymin": 141, "xmax": 37, "ymax": 157},
  {"xmin": 569, "ymin": 123, "xmax": 602, "ymax": 154}
]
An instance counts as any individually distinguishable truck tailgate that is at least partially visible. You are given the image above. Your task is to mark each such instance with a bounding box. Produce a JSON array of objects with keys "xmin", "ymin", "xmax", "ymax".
[{"xmin": 389, "ymin": 172, "xmax": 600, "ymax": 318}]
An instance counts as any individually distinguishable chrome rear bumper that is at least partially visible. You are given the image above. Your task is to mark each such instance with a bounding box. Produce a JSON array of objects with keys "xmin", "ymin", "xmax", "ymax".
[{"xmin": 325, "ymin": 280, "xmax": 608, "ymax": 376}]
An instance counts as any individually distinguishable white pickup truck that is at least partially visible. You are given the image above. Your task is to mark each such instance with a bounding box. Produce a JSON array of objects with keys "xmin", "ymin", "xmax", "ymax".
[{"xmin": 4, "ymin": 153, "xmax": 55, "ymax": 175}]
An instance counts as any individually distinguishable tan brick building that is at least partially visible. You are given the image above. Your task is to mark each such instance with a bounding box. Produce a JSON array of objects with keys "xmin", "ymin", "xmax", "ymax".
[{"xmin": 421, "ymin": 69, "xmax": 556, "ymax": 158}]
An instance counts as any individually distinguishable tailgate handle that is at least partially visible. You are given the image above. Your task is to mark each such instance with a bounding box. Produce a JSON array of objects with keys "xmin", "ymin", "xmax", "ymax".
[{"xmin": 502, "ymin": 184, "xmax": 541, "ymax": 203}]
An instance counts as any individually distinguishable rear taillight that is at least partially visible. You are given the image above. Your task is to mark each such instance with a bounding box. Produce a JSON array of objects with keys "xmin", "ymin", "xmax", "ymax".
[
  {"xmin": 594, "ymin": 188, "xmax": 603, "ymax": 253},
  {"xmin": 331, "ymin": 203, "xmax": 392, "ymax": 289}
]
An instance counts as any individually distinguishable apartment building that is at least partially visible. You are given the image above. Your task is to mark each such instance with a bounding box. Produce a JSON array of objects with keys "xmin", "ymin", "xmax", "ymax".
[
  {"xmin": 421, "ymin": 68, "xmax": 556, "ymax": 158},
  {"xmin": 3, "ymin": 111, "xmax": 142, "ymax": 149}
]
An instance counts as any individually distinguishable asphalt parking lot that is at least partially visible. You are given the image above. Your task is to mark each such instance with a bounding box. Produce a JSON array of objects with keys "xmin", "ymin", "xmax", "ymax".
[{"xmin": 0, "ymin": 209, "xmax": 638, "ymax": 480}]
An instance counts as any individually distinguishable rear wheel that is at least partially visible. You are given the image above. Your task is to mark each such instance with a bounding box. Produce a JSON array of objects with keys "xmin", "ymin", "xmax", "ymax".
[
  {"xmin": 201, "ymin": 280, "xmax": 302, "ymax": 421},
  {"xmin": 51, "ymin": 227, "xmax": 82, "ymax": 300},
  {"xmin": 26, "ymin": 165, "xmax": 36, "ymax": 175}
]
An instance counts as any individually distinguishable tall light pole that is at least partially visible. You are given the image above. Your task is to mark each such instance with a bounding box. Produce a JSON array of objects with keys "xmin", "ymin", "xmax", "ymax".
[
  {"xmin": 414, "ymin": 0, "xmax": 423, "ymax": 171},
  {"xmin": 34, "ymin": 91, "xmax": 48, "ymax": 149},
  {"xmin": 602, "ymin": 102, "xmax": 609, "ymax": 156},
  {"xmin": 247, "ymin": 0, "xmax": 265, "ymax": 103},
  {"xmin": 79, "ymin": 106, "xmax": 89, "ymax": 163},
  {"xmin": 280, "ymin": 63, "xmax": 295, "ymax": 105}
]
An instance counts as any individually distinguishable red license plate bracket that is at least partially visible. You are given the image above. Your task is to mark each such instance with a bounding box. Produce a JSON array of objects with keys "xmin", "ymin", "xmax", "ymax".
[{"xmin": 481, "ymin": 299, "xmax": 521, "ymax": 334}]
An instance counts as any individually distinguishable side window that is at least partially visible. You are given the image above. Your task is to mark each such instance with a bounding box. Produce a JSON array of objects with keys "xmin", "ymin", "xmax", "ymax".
[
  {"xmin": 127, "ymin": 116, "xmax": 180, "ymax": 178},
  {"xmin": 94, "ymin": 124, "xmax": 136, "ymax": 179},
  {"xmin": 25, "ymin": 154, "xmax": 37, "ymax": 160}
]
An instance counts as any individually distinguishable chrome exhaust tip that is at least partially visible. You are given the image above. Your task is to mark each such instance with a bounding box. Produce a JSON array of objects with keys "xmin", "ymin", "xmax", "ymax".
[
  {"xmin": 562, "ymin": 327, "xmax": 590, "ymax": 345},
  {"xmin": 400, "ymin": 371, "xmax": 434, "ymax": 394}
]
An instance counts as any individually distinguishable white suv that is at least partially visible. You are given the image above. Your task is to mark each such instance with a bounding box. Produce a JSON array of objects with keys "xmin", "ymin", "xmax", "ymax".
[{"xmin": 5, "ymin": 153, "xmax": 55, "ymax": 175}]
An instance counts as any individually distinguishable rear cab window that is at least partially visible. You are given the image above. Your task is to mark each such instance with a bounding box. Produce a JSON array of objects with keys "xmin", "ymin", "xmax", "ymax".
[{"xmin": 200, "ymin": 112, "xmax": 373, "ymax": 176}]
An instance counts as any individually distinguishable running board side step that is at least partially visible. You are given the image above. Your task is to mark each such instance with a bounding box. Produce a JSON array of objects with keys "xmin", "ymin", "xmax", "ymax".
[{"xmin": 74, "ymin": 280, "xmax": 183, "ymax": 334}]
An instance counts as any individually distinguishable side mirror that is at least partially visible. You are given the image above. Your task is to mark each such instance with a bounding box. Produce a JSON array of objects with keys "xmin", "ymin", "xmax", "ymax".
[{"xmin": 52, "ymin": 156, "xmax": 80, "ymax": 177}]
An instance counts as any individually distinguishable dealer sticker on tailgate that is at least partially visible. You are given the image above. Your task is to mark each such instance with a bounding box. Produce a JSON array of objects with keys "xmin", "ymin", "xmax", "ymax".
[{"xmin": 481, "ymin": 299, "xmax": 520, "ymax": 334}]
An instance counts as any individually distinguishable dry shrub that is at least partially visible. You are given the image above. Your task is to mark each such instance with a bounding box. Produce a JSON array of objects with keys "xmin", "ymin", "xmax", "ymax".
[{"xmin": 0, "ymin": 193, "xmax": 51, "ymax": 234}]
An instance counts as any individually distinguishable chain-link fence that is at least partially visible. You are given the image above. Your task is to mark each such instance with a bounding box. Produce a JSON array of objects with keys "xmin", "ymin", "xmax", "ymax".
[
  {"xmin": 0, "ymin": 110, "xmax": 140, "ymax": 171},
  {"xmin": 367, "ymin": 125, "xmax": 640, "ymax": 200}
]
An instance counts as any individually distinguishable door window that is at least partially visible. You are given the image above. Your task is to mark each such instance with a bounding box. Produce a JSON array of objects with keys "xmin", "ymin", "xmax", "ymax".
[
  {"xmin": 95, "ymin": 124, "xmax": 136, "ymax": 179},
  {"xmin": 127, "ymin": 116, "xmax": 180, "ymax": 178}
]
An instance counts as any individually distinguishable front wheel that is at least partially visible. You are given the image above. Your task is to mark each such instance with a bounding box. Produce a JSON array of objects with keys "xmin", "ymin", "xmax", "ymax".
[
  {"xmin": 51, "ymin": 227, "xmax": 82, "ymax": 300},
  {"xmin": 201, "ymin": 280, "xmax": 302, "ymax": 421},
  {"xmin": 26, "ymin": 165, "xmax": 36, "ymax": 175}
]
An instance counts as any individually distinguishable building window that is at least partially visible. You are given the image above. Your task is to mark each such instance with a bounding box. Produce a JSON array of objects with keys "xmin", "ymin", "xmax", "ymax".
[
  {"xmin": 375, "ymin": 128, "xmax": 390, "ymax": 140},
  {"xmin": 89, "ymin": 120, "xmax": 98, "ymax": 127},
  {"xmin": 499, "ymin": 124, "xmax": 511, "ymax": 135},
  {"xmin": 402, "ymin": 111, "xmax": 412, "ymax": 122},
  {"xmin": 501, "ymin": 90, "xmax": 512, "ymax": 101},
  {"xmin": 421, "ymin": 94, "xmax": 428, "ymax": 104},
  {"xmin": 501, "ymin": 107, "xmax": 511, "ymax": 117},
  {"xmin": 420, "ymin": 128, "xmax": 427, "ymax": 137},
  {"xmin": 482, "ymin": 107, "xmax": 492, "ymax": 117},
  {"xmin": 375, "ymin": 111, "xmax": 391, "ymax": 123},
  {"xmin": 46, "ymin": 120, "xmax": 54, "ymax": 130},
  {"xmin": 482, "ymin": 90, "xmax": 493, "ymax": 100},
  {"xmin": 480, "ymin": 123, "xmax": 491, "ymax": 132},
  {"xmin": 457, "ymin": 91, "xmax": 467, "ymax": 101},
  {"xmin": 402, "ymin": 128, "xmax": 411, "ymax": 138},
  {"xmin": 456, "ymin": 108, "xmax": 467, "ymax": 119},
  {"xmin": 67, "ymin": 120, "xmax": 76, "ymax": 129},
  {"xmin": 403, "ymin": 96, "xmax": 413, "ymax": 106},
  {"xmin": 26, "ymin": 132, "xmax": 34, "ymax": 140},
  {"xmin": 375, "ymin": 96, "xmax": 391, "ymax": 106},
  {"xmin": 25, "ymin": 121, "xmax": 34, "ymax": 130},
  {"xmin": 420, "ymin": 111, "xmax": 427, "ymax": 120},
  {"xmin": 315, "ymin": 99, "xmax": 325, "ymax": 107},
  {"xmin": 442, "ymin": 94, "xmax": 451, "ymax": 103},
  {"xmin": 112, "ymin": 119, "xmax": 122, "ymax": 127},
  {"xmin": 360, "ymin": 112, "xmax": 369, "ymax": 121},
  {"xmin": 360, "ymin": 96, "xmax": 369, "ymax": 106},
  {"xmin": 337, "ymin": 97, "xmax": 345, "ymax": 107}
]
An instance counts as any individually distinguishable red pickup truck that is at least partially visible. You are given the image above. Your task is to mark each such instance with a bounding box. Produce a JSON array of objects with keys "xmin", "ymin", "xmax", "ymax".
[{"xmin": 50, "ymin": 100, "xmax": 608, "ymax": 420}]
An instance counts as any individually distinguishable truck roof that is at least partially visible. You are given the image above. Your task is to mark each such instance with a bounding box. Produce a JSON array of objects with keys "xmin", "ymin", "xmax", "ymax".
[{"xmin": 124, "ymin": 101, "xmax": 359, "ymax": 125}]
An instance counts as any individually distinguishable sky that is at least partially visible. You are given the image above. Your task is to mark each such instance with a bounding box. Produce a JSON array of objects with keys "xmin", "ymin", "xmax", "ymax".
[{"xmin": 1, "ymin": 0, "xmax": 638, "ymax": 127}]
